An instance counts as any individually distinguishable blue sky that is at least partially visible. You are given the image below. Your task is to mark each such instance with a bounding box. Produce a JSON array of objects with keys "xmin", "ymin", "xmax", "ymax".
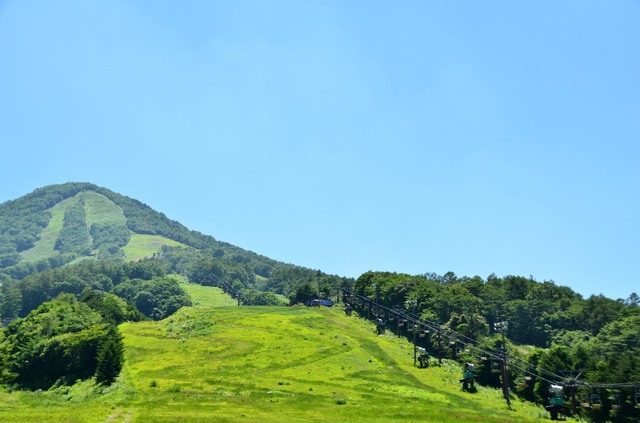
[{"xmin": 1, "ymin": 1, "xmax": 638, "ymax": 300}]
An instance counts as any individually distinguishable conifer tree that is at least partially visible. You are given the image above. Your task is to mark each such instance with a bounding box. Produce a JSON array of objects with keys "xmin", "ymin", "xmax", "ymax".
[{"xmin": 95, "ymin": 326, "xmax": 124, "ymax": 385}]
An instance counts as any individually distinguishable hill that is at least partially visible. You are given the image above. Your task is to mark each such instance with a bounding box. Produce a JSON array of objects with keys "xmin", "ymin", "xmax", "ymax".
[
  {"xmin": 0, "ymin": 182, "xmax": 249, "ymax": 269},
  {"xmin": 0, "ymin": 285, "xmax": 545, "ymax": 422},
  {"xmin": 0, "ymin": 182, "xmax": 350, "ymax": 297}
]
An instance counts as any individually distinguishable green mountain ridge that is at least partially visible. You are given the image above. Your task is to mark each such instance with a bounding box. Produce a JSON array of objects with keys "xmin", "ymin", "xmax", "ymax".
[
  {"xmin": 0, "ymin": 182, "xmax": 321, "ymax": 290},
  {"xmin": 0, "ymin": 182, "xmax": 222, "ymax": 266}
]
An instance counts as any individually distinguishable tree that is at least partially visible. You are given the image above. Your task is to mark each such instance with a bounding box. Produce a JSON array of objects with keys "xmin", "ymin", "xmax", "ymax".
[
  {"xmin": 1, "ymin": 282, "xmax": 22, "ymax": 320},
  {"xmin": 289, "ymin": 282, "xmax": 317, "ymax": 305},
  {"xmin": 95, "ymin": 325, "xmax": 124, "ymax": 385},
  {"xmin": 2, "ymin": 294, "xmax": 106, "ymax": 389}
]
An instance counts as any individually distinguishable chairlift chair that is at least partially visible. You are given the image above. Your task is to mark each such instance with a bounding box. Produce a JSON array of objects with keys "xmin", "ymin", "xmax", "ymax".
[
  {"xmin": 590, "ymin": 393, "xmax": 602, "ymax": 410},
  {"xmin": 634, "ymin": 389, "xmax": 640, "ymax": 409},
  {"xmin": 610, "ymin": 392, "xmax": 621, "ymax": 410},
  {"xmin": 580, "ymin": 391, "xmax": 591, "ymax": 409},
  {"xmin": 547, "ymin": 387, "xmax": 566, "ymax": 421}
]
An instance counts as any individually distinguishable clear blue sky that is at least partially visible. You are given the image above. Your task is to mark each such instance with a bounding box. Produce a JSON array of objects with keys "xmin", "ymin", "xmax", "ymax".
[{"xmin": 1, "ymin": 1, "xmax": 638, "ymax": 300}]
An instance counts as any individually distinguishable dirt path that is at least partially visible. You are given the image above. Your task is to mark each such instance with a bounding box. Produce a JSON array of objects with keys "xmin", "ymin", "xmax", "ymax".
[{"xmin": 104, "ymin": 408, "xmax": 134, "ymax": 423}]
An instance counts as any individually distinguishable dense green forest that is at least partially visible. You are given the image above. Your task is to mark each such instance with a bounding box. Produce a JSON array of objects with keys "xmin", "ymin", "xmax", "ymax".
[{"xmin": 0, "ymin": 183, "xmax": 638, "ymax": 422}]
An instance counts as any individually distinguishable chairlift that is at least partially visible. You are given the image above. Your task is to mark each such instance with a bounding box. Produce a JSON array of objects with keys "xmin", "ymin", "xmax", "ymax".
[
  {"xmin": 461, "ymin": 362, "xmax": 475, "ymax": 390},
  {"xmin": 590, "ymin": 393, "xmax": 602, "ymax": 410},
  {"xmin": 634, "ymin": 388, "xmax": 640, "ymax": 409},
  {"xmin": 419, "ymin": 328, "xmax": 428, "ymax": 338},
  {"xmin": 579, "ymin": 389, "xmax": 592, "ymax": 409},
  {"xmin": 610, "ymin": 392, "xmax": 621, "ymax": 410},
  {"xmin": 491, "ymin": 359, "xmax": 502, "ymax": 373},
  {"xmin": 547, "ymin": 385, "xmax": 566, "ymax": 421}
]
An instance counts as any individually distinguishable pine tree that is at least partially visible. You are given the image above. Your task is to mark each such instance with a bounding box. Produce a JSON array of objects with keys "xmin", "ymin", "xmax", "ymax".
[{"xmin": 95, "ymin": 326, "xmax": 124, "ymax": 385}]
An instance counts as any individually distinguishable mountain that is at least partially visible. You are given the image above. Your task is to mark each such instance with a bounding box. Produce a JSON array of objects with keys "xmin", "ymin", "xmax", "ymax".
[
  {"xmin": 2, "ymin": 184, "xmax": 640, "ymax": 422},
  {"xmin": 0, "ymin": 182, "xmax": 349, "ymax": 294}
]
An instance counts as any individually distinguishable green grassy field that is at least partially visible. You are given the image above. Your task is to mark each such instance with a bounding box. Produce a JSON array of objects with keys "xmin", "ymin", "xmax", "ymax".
[
  {"xmin": 121, "ymin": 233, "xmax": 187, "ymax": 262},
  {"xmin": 181, "ymin": 282, "xmax": 239, "ymax": 308},
  {"xmin": 0, "ymin": 285, "xmax": 553, "ymax": 422}
]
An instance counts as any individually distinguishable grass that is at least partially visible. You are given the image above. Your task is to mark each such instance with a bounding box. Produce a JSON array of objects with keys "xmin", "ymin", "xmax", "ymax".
[
  {"xmin": 19, "ymin": 191, "xmax": 185, "ymax": 264},
  {"xmin": 19, "ymin": 195, "xmax": 73, "ymax": 262},
  {"xmin": 82, "ymin": 191, "xmax": 127, "ymax": 228},
  {"xmin": 121, "ymin": 234, "xmax": 187, "ymax": 262},
  {"xmin": 0, "ymin": 285, "xmax": 554, "ymax": 422},
  {"xmin": 180, "ymin": 281, "xmax": 239, "ymax": 308},
  {"xmin": 20, "ymin": 191, "xmax": 127, "ymax": 263},
  {"xmin": 119, "ymin": 305, "xmax": 547, "ymax": 422}
]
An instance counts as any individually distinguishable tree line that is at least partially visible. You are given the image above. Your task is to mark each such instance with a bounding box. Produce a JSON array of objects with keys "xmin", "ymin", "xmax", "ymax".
[{"xmin": 349, "ymin": 271, "xmax": 640, "ymax": 422}]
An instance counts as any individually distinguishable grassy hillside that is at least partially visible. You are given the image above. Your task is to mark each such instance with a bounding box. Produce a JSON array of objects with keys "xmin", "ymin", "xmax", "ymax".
[
  {"xmin": 0, "ymin": 286, "xmax": 549, "ymax": 422},
  {"xmin": 18, "ymin": 191, "xmax": 186, "ymax": 264},
  {"xmin": 20, "ymin": 191, "xmax": 127, "ymax": 262},
  {"xmin": 18, "ymin": 195, "xmax": 70, "ymax": 262},
  {"xmin": 120, "ymin": 306, "xmax": 547, "ymax": 422},
  {"xmin": 180, "ymin": 280, "xmax": 239, "ymax": 307},
  {"xmin": 121, "ymin": 233, "xmax": 187, "ymax": 262},
  {"xmin": 3, "ymin": 183, "xmax": 331, "ymax": 291}
]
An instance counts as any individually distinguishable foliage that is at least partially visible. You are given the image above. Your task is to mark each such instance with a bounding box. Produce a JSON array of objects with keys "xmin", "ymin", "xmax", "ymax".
[
  {"xmin": 0, "ymin": 183, "xmax": 354, "ymax": 309},
  {"xmin": 112, "ymin": 275, "xmax": 191, "ymax": 320},
  {"xmin": 349, "ymin": 271, "xmax": 640, "ymax": 421},
  {"xmin": 3, "ymin": 183, "xmax": 640, "ymax": 419},
  {"xmin": 95, "ymin": 325, "xmax": 124, "ymax": 385},
  {"xmin": 90, "ymin": 222, "xmax": 130, "ymax": 257},
  {"xmin": 1, "ymin": 294, "xmax": 107, "ymax": 389},
  {"xmin": 54, "ymin": 199, "xmax": 90, "ymax": 254},
  {"xmin": 240, "ymin": 289, "xmax": 286, "ymax": 306},
  {"xmin": 288, "ymin": 281, "xmax": 318, "ymax": 305},
  {"xmin": 1, "ymin": 281, "xmax": 23, "ymax": 319}
]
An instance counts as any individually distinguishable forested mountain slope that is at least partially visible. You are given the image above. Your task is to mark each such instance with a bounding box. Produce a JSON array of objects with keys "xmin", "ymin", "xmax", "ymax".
[
  {"xmin": 0, "ymin": 182, "xmax": 348, "ymax": 295},
  {"xmin": 1, "ymin": 182, "xmax": 256, "ymax": 272}
]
